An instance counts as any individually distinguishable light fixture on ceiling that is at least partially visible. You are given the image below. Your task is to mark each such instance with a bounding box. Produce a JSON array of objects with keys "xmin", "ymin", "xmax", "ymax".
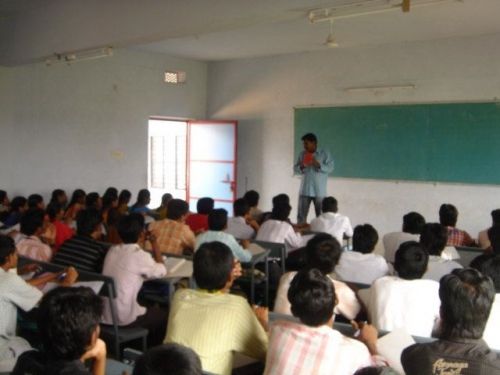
[
  {"xmin": 324, "ymin": 20, "xmax": 339, "ymax": 48},
  {"xmin": 45, "ymin": 46, "xmax": 113, "ymax": 66},
  {"xmin": 309, "ymin": 0, "xmax": 461, "ymax": 23}
]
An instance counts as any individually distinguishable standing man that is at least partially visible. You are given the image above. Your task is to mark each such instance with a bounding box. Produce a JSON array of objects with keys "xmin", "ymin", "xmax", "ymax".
[{"xmin": 294, "ymin": 133, "xmax": 334, "ymax": 224}]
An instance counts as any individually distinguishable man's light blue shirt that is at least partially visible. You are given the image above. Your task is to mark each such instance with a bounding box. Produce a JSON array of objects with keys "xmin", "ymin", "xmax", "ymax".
[
  {"xmin": 195, "ymin": 231, "xmax": 252, "ymax": 262},
  {"xmin": 294, "ymin": 148, "xmax": 334, "ymax": 197}
]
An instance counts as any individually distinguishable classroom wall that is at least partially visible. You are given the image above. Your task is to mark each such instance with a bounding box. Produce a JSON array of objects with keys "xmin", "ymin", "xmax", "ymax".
[
  {"xmin": 0, "ymin": 49, "xmax": 207, "ymax": 200},
  {"xmin": 207, "ymin": 32, "xmax": 500, "ymax": 240}
]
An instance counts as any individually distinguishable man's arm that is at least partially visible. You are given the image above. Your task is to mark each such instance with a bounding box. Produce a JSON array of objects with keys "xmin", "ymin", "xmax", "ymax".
[
  {"xmin": 293, "ymin": 151, "xmax": 305, "ymax": 174},
  {"xmin": 313, "ymin": 150, "xmax": 334, "ymax": 173}
]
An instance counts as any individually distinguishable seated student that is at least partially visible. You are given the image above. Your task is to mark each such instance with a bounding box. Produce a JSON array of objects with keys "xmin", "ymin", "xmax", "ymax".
[
  {"xmin": 402, "ymin": 268, "xmax": 500, "ymax": 374},
  {"xmin": 260, "ymin": 193, "xmax": 291, "ymax": 224},
  {"xmin": 27, "ymin": 194, "xmax": 45, "ymax": 210},
  {"xmin": 420, "ymin": 223, "xmax": 463, "ymax": 281},
  {"xmin": 310, "ymin": 196, "xmax": 353, "ymax": 245},
  {"xmin": 439, "ymin": 203, "xmax": 475, "ymax": 247},
  {"xmin": 225, "ymin": 198, "xmax": 259, "ymax": 240},
  {"xmin": 383, "ymin": 211, "xmax": 425, "ymax": 264},
  {"xmin": 478, "ymin": 209, "xmax": 500, "ymax": 249},
  {"xmin": 132, "ymin": 343, "xmax": 202, "ymax": 375},
  {"xmin": 256, "ymin": 202, "xmax": 304, "ymax": 252},
  {"xmin": 358, "ymin": 242, "xmax": 441, "ymax": 337},
  {"xmin": 274, "ymin": 233, "xmax": 361, "ymax": 321},
  {"xmin": 155, "ymin": 193, "xmax": 173, "ymax": 220},
  {"xmin": 4, "ymin": 196, "xmax": 28, "ymax": 227},
  {"xmin": 335, "ymin": 224, "xmax": 390, "ymax": 285},
  {"xmin": 16, "ymin": 209, "xmax": 53, "ymax": 262},
  {"xmin": 244, "ymin": 190, "xmax": 263, "ymax": 223},
  {"xmin": 64, "ymin": 189, "xmax": 86, "ymax": 225},
  {"xmin": 117, "ymin": 189, "xmax": 132, "ymax": 215},
  {"xmin": 165, "ymin": 241, "xmax": 268, "ymax": 375},
  {"xmin": 85, "ymin": 192, "xmax": 102, "ymax": 211},
  {"xmin": 52, "ymin": 209, "xmax": 109, "ymax": 273},
  {"xmin": 185, "ymin": 197, "xmax": 213, "ymax": 234},
  {"xmin": 49, "ymin": 189, "xmax": 68, "ymax": 208},
  {"xmin": 102, "ymin": 214, "xmax": 167, "ymax": 346},
  {"xmin": 148, "ymin": 199, "xmax": 195, "ymax": 255},
  {"xmin": 45, "ymin": 202, "xmax": 74, "ymax": 251},
  {"xmin": 0, "ymin": 190, "xmax": 9, "ymax": 217},
  {"xmin": 129, "ymin": 189, "xmax": 157, "ymax": 221},
  {"xmin": 265, "ymin": 269, "xmax": 380, "ymax": 375},
  {"xmin": 196, "ymin": 209, "xmax": 252, "ymax": 262},
  {"xmin": 13, "ymin": 287, "xmax": 106, "ymax": 375}
]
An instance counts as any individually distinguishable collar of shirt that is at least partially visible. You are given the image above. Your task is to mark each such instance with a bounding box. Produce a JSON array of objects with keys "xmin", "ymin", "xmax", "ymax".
[{"xmin": 231, "ymin": 216, "xmax": 247, "ymax": 224}]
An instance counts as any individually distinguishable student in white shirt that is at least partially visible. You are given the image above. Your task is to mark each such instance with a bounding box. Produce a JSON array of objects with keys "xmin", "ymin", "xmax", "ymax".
[
  {"xmin": 102, "ymin": 213, "xmax": 167, "ymax": 346},
  {"xmin": 225, "ymin": 198, "xmax": 259, "ymax": 240},
  {"xmin": 383, "ymin": 212, "xmax": 425, "ymax": 264},
  {"xmin": 336, "ymin": 224, "xmax": 389, "ymax": 285},
  {"xmin": 310, "ymin": 196, "xmax": 352, "ymax": 245}
]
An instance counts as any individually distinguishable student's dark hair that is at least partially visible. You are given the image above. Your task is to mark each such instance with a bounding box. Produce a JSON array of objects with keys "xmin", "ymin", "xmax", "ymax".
[
  {"xmin": 10, "ymin": 196, "xmax": 27, "ymax": 212},
  {"xmin": 402, "ymin": 212, "xmax": 425, "ymax": 234},
  {"xmin": 491, "ymin": 209, "xmax": 500, "ymax": 225},
  {"xmin": 68, "ymin": 189, "xmax": 86, "ymax": 207},
  {"xmin": 27, "ymin": 194, "xmax": 44, "ymax": 209},
  {"xmin": 117, "ymin": 213, "xmax": 145, "ymax": 244},
  {"xmin": 439, "ymin": 268, "xmax": 495, "ymax": 340},
  {"xmin": 20, "ymin": 209, "xmax": 45, "ymax": 236},
  {"xmin": 133, "ymin": 343, "xmax": 202, "ymax": 375},
  {"xmin": 305, "ymin": 233, "xmax": 342, "ymax": 274},
  {"xmin": 321, "ymin": 196, "xmax": 338, "ymax": 213},
  {"xmin": 166, "ymin": 199, "xmax": 189, "ymax": 221},
  {"xmin": 50, "ymin": 189, "xmax": 66, "ymax": 205},
  {"xmin": 233, "ymin": 198, "xmax": 250, "ymax": 217},
  {"xmin": 0, "ymin": 235, "xmax": 16, "ymax": 265},
  {"xmin": 193, "ymin": 241, "xmax": 234, "ymax": 290},
  {"xmin": 243, "ymin": 190, "xmax": 259, "ymax": 207},
  {"xmin": 136, "ymin": 189, "xmax": 151, "ymax": 205},
  {"xmin": 208, "ymin": 208, "xmax": 228, "ymax": 231},
  {"xmin": 271, "ymin": 202, "xmax": 291, "ymax": 221},
  {"xmin": 352, "ymin": 224, "xmax": 378, "ymax": 254},
  {"xmin": 0, "ymin": 190, "xmax": 6, "ymax": 203},
  {"xmin": 85, "ymin": 192, "xmax": 100, "ymax": 209},
  {"xmin": 471, "ymin": 254, "xmax": 500, "ymax": 293},
  {"xmin": 288, "ymin": 268, "xmax": 335, "ymax": 326},
  {"xmin": 46, "ymin": 202, "xmax": 64, "ymax": 221},
  {"xmin": 394, "ymin": 241, "xmax": 429, "ymax": 280},
  {"xmin": 76, "ymin": 208, "xmax": 102, "ymax": 237},
  {"xmin": 38, "ymin": 287, "xmax": 103, "ymax": 360},
  {"xmin": 161, "ymin": 193, "xmax": 173, "ymax": 206},
  {"xmin": 103, "ymin": 187, "xmax": 118, "ymax": 200},
  {"xmin": 196, "ymin": 197, "xmax": 214, "ymax": 215},
  {"xmin": 272, "ymin": 193, "xmax": 290, "ymax": 207},
  {"xmin": 488, "ymin": 224, "xmax": 500, "ymax": 254},
  {"xmin": 354, "ymin": 367, "xmax": 399, "ymax": 375},
  {"xmin": 301, "ymin": 133, "xmax": 317, "ymax": 143},
  {"xmin": 118, "ymin": 189, "xmax": 132, "ymax": 205},
  {"xmin": 420, "ymin": 223, "xmax": 448, "ymax": 256},
  {"xmin": 102, "ymin": 193, "xmax": 118, "ymax": 212},
  {"xmin": 439, "ymin": 203, "xmax": 458, "ymax": 227}
]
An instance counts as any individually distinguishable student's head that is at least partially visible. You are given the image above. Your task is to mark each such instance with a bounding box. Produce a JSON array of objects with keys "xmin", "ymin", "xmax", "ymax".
[
  {"xmin": 0, "ymin": 190, "xmax": 8, "ymax": 206},
  {"xmin": 132, "ymin": 343, "xmax": 202, "ymax": 375},
  {"xmin": 301, "ymin": 133, "xmax": 318, "ymax": 153},
  {"xmin": 288, "ymin": 268, "xmax": 335, "ymax": 326},
  {"xmin": 471, "ymin": 255, "xmax": 500, "ymax": 293},
  {"xmin": 420, "ymin": 223, "xmax": 448, "ymax": 256},
  {"xmin": 488, "ymin": 224, "xmax": 500, "ymax": 254},
  {"xmin": 103, "ymin": 187, "xmax": 118, "ymax": 200},
  {"xmin": 10, "ymin": 196, "xmax": 27, "ymax": 213},
  {"xmin": 233, "ymin": 198, "xmax": 250, "ymax": 217},
  {"xmin": 439, "ymin": 268, "xmax": 495, "ymax": 340},
  {"xmin": 271, "ymin": 202, "xmax": 291, "ymax": 221},
  {"xmin": 352, "ymin": 224, "xmax": 378, "ymax": 254},
  {"xmin": 243, "ymin": 190, "xmax": 259, "ymax": 208},
  {"xmin": 305, "ymin": 233, "xmax": 342, "ymax": 274},
  {"xmin": 196, "ymin": 197, "xmax": 214, "ymax": 215},
  {"xmin": 166, "ymin": 199, "xmax": 189, "ymax": 221},
  {"xmin": 20, "ymin": 209, "xmax": 45, "ymax": 236},
  {"xmin": 46, "ymin": 202, "xmax": 64, "ymax": 222},
  {"xmin": 69, "ymin": 189, "xmax": 86, "ymax": 206},
  {"xmin": 354, "ymin": 367, "xmax": 399, "ymax": 375},
  {"xmin": 208, "ymin": 209, "xmax": 228, "ymax": 231},
  {"xmin": 38, "ymin": 287, "xmax": 103, "ymax": 360},
  {"xmin": 118, "ymin": 189, "xmax": 132, "ymax": 205},
  {"xmin": 394, "ymin": 241, "xmax": 429, "ymax": 280},
  {"xmin": 85, "ymin": 192, "xmax": 102, "ymax": 210},
  {"xmin": 136, "ymin": 189, "xmax": 151, "ymax": 205},
  {"xmin": 439, "ymin": 203, "xmax": 458, "ymax": 227},
  {"xmin": 28, "ymin": 194, "xmax": 45, "ymax": 210},
  {"xmin": 193, "ymin": 241, "xmax": 234, "ymax": 290},
  {"xmin": 76, "ymin": 209, "xmax": 103, "ymax": 237},
  {"xmin": 102, "ymin": 193, "xmax": 118, "ymax": 211},
  {"xmin": 161, "ymin": 193, "xmax": 173, "ymax": 207},
  {"xmin": 272, "ymin": 193, "xmax": 290, "ymax": 207},
  {"xmin": 118, "ymin": 213, "xmax": 145, "ymax": 244},
  {"xmin": 321, "ymin": 196, "xmax": 338, "ymax": 213},
  {"xmin": 0, "ymin": 235, "xmax": 16, "ymax": 267},
  {"xmin": 402, "ymin": 212, "xmax": 425, "ymax": 234},
  {"xmin": 50, "ymin": 189, "xmax": 67, "ymax": 206}
]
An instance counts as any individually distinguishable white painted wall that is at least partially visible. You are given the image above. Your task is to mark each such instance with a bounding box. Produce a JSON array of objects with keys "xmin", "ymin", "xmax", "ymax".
[
  {"xmin": 207, "ymin": 33, "xmax": 500, "ymax": 241},
  {"xmin": 0, "ymin": 48, "xmax": 207, "ymax": 202}
]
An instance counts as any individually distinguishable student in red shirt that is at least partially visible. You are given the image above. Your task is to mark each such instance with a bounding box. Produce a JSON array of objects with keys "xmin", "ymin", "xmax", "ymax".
[{"xmin": 185, "ymin": 197, "xmax": 214, "ymax": 235}]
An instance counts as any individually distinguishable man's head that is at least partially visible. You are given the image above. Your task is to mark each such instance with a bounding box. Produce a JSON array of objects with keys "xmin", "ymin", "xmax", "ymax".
[
  {"xmin": 288, "ymin": 268, "xmax": 335, "ymax": 326},
  {"xmin": 166, "ymin": 199, "xmax": 190, "ymax": 221},
  {"xmin": 471, "ymin": 254, "xmax": 500, "ymax": 293},
  {"xmin": 305, "ymin": 233, "xmax": 342, "ymax": 274},
  {"xmin": 272, "ymin": 193, "xmax": 290, "ymax": 207},
  {"xmin": 132, "ymin": 343, "xmax": 202, "ymax": 375},
  {"xmin": 136, "ymin": 189, "xmax": 151, "ymax": 205},
  {"xmin": 352, "ymin": 224, "xmax": 378, "ymax": 254},
  {"xmin": 420, "ymin": 223, "xmax": 448, "ymax": 256},
  {"xmin": 118, "ymin": 189, "xmax": 132, "ymax": 205},
  {"xmin": 69, "ymin": 189, "xmax": 86, "ymax": 206},
  {"xmin": 402, "ymin": 212, "xmax": 425, "ymax": 234},
  {"xmin": 271, "ymin": 202, "xmax": 291, "ymax": 221},
  {"xmin": 10, "ymin": 196, "xmax": 27, "ymax": 213},
  {"xmin": 491, "ymin": 209, "xmax": 500, "ymax": 225},
  {"xmin": 161, "ymin": 193, "xmax": 173, "ymax": 207},
  {"xmin": 85, "ymin": 192, "xmax": 102, "ymax": 210},
  {"xmin": 439, "ymin": 268, "xmax": 495, "ymax": 340},
  {"xmin": 76, "ymin": 209, "xmax": 103, "ymax": 237},
  {"xmin": 233, "ymin": 198, "xmax": 250, "ymax": 218},
  {"xmin": 38, "ymin": 287, "xmax": 103, "ymax": 360},
  {"xmin": 488, "ymin": 224, "xmax": 500, "ymax": 253},
  {"xmin": 439, "ymin": 203, "xmax": 458, "ymax": 227},
  {"xmin": 321, "ymin": 197, "xmax": 338, "ymax": 213},
  {"xmin": 193, "ymin": 241, "xmax": 234, "ymax": 291},
  {"xmin": 208, "ymin": 209, "xmax": 228, "ymax": 231},
  {"xmin": 0, "ymin": 235, "xmax": 16, "ymax": 268},
  {"xmin": 196, "ymin": 197, "xmax": 214, "ymax": 215},
  {"xmin": 394, "ymin": 241, "xmax": 429, "ymax": 280},
  {"xmin": 0, "ymin": 190, "xmax": 8, "ymax": 206},
  {"xmin": 28, "ymin": 194, "xmax": 45, "ymax": 210},
  {"xmin": 20, "ymin": 209, "xmax": 45, "ymax": 236},
  {"xmin": 301, "ymin": 133, "xmax": 317, "ymax": 153},
  {"xmin": 50, "ymin": 189, "xmax": 67, "ymax": 206},
  {"xmin": 243, "ymin": 190, "xmax": 259, "ymax": 208},
  {"xmin": 118, "ymin": 213, "xmax": 145, "ymax": 244}
]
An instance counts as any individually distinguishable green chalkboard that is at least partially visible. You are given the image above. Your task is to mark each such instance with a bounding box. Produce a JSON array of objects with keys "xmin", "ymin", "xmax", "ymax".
[{"xmin": 294, "ymin": 102, "xmax": 500, "ymax": 185}]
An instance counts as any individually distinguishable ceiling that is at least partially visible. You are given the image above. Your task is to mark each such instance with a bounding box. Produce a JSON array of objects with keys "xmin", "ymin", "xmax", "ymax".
[{"xmin": 1, "ymin": 0, "xmax": 500, "ymax": 66}]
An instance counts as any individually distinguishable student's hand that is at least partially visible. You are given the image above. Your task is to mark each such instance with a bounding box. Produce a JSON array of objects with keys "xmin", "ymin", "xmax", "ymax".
[
  {"xmin": 253, "ymin": 305, "xmax": 269, "ymax": 331},
  {"xmin": 60, "ymin": 266, "xmax": 78, "ymax": 286},
  {"xmin": 351, "ymin": 320, "xmax": 378, "ymax": 355},
  {"xmin": 241, "ymin": 239, "xmax": 250, "ymax": 249},
  {"xmin": 18, "ymin": 263, "xmax": 41, "ymax": 275},
  {"xmin": 81, "ymin": 338, "xmax": 107, "ymax": 362},
  {"xmin": 246, "ymin": 217, "xmax": 260, "ymax": 231}
]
